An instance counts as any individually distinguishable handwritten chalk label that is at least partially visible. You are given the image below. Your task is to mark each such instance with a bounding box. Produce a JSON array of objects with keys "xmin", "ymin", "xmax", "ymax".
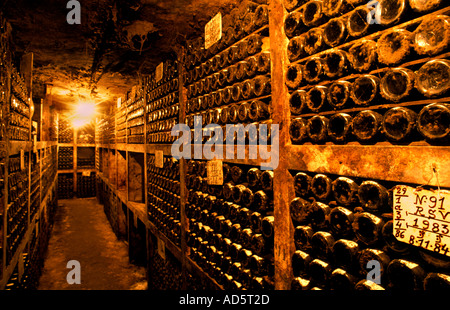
[
  {"xmin": 157, "ymin": 237, "xmax": 166, "ymax": 260},
  {"xmin": 155, "ymin": 150, "xmax": 164, "ymax": 168},
  {"xmin": 155, "ymin": 62, "xmax": 164, "ymax": 83},
  {"xmin": 206, "ymin": 159, "xmax": 223, "ymax": 185},
  {"xmin": 393, "ymin": 185, "xmax": 450, "ymax": 257},
  {"xmin": 205, "ymin": 12, "xmax": 222, "ymax": 50}
]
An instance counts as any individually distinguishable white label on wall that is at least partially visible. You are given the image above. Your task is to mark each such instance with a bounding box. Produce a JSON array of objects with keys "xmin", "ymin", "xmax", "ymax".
[
  {"xmin": 393, "ymin": 185, "xmax": 450, "ymax": 257},
  {"xmin": 82, "ymin": 171, "xmax": 91, "ymax": 177},
  {"xmin": 157, "ymin": 237, "xmax": 166, "ymax": 260},
  {"xmin": 155, "ymin": 62, "xmax": 164, "ymax": 83},
  {"xmin": 205, "ymin": 12, "xmax": 222, "ymax": 49},
  {"xmin": 206, "ymin": 159, "xmax": 223, "ymax": 185},
  {"xmin": 155, "ymin": 150, "xmax": 164, "ymax": 168}
]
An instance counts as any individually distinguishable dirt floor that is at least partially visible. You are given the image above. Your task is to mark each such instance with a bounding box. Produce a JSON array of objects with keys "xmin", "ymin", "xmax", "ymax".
[{"xmin": 38, "ymin": 197, "xmax": 147, "ymax": 290}]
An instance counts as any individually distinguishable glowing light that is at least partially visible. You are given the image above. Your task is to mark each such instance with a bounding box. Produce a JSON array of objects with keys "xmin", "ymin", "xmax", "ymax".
[
  {"xmin": 75, "ymin": 102, "xmax": 96, "ymax": 119},
  {"xmin": 72, "ymin": 101, "xmax": 97, "ymax": 129}
]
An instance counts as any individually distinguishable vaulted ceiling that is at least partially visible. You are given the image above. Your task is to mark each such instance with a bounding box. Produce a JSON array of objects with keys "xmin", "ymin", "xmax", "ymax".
[{"xmin": 2, "ymin": 0, "xmax": 241, "ymax": 111}]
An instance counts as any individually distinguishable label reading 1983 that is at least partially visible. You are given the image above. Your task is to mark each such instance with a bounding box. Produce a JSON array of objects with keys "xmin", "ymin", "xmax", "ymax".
[{"xmin": 393, "ymin": 185, "xmax": 450, "ymax": 256}]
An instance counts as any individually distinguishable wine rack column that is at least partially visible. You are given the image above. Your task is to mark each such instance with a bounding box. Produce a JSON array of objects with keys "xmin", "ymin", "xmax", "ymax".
[{"xmin": 269, "ymin": 0, "xmax": 296, "ymax": 290}]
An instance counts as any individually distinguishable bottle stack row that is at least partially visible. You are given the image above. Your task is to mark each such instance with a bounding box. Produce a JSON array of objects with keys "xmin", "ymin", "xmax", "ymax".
[
  {"xmin": 285, "ymin": 0, "xmax": 449, "ymax": 145},
  {"xmin": 145, "ymin": 59, "xmax": 179, "ymax": 144},
  {"xmin": 147, "ymin": 155, "xmax": 181, "ymax": 245},
  {"xmin": 186, "ymin": 160, "xmax": 275, "ymax": 290},
  {"xmin": 289, "ymin": 170, "xmax": 450, "ymax": 290},
  {"xmin": 127, "ymin": 86, "xmax": 145, "ymax": 144},
  {"xmin": 183, "ymin": 2, "xmax": 272, "ymax": 143}
]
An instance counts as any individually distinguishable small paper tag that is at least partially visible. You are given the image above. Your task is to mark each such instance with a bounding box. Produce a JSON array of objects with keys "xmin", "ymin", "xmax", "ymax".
[
  {"xmin": 155, "ymin": 62, "xmax": 164, "ymax": 83},
  {"xmin": 155, "ymin": 150, "xmax": 164, "ymax": 168},
  {"xmin": 157, "ymin": 237, "xmax": 166, "ymax": 260},
  {"xmin": 393, "ymin": 185, "xmax": 450, "ymax": 257},
  {"xmin": 205, "ymin": 12, "xmax": 222, "ymax": 49},
  {"xmin": 82, "ymin": 171, "xmax": 91, "ymax": 177},
  {"xmin": 207, "ymin": 159, "xmax": 223, "ymax": 185}
]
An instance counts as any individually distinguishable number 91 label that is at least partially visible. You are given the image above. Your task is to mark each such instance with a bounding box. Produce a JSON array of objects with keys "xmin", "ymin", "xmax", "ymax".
[{"xmin": 393, "ymin": 185, "xmax": 450, "ymax": 257}]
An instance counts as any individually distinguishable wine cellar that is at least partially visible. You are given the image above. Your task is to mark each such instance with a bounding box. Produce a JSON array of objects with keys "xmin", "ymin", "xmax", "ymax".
[{"xmin": 0, "ymin": 0, "xmax": 450, "ymax": 294}]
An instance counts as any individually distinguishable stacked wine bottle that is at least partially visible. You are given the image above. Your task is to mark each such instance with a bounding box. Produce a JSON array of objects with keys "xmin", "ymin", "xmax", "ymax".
[
  {"xmin": 147, "ymin": 154, "xmax": 181, "ymax": 245},
  {"xmin": 285, "ymin": 0, "xmax": 450, "ymax": 145},
  {"xmin": 30, "ymin": 152, "xmax": 40, "ymax": 219},
  {"xmin": 186, "ymin": 160, "xmax": 275, "ymax": 289},
  {"xmin": 57, "ymin": 146, "xmax": 73, "ymax": 170},
  {"xmin": 9, "ymin": 67, "xmax": 30, "ymax": 142},
  {"xmin": 58, "ymin": 118, "xmax": 73, "ymax": 143},
  {"xmin": 77, "ymin": 172, "xmax": 96, "ymax": 198},
  {"xmin": 289, "ymin": 170, "xmax": 450, "ymax": 290},
  {"xmin": 6, "ymin": 154, "xmax": 29, "ymax": 264},
  {"xmin": 127, "ymin": 86, "xmax": 145, "ymax": 144},
  {"xmin": 145, "ymin": 59, "xmax": 179, "ymax": 144},
  {"xmin": 183, "ymin": 1, "xmax": 272, "ymax": 144},
  {"xmin": 57, "ymin": 173, "xmax": 74, "ymax": 199},
  {"xmin": 116, "ymin": 99, "xmax": 127, "ymax": 144}
]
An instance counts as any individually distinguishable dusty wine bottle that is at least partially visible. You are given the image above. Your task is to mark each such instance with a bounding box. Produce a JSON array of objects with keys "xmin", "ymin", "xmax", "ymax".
[
  {"xmin": 350, "ymin": 75, "xmax": 380, "ymax": 106},
  {"xmin": 291, "ymin": 277, "xmax": 313, "ymax": 290},
  {"xmin": 358, "ymin": 180, "xmax": 389, "ymax": 212},
  {"xmin": 375, "ymin": 0, "xmax": 407, "ymax": 26},
  {"xmin": 381, "ymin": 220, "xmax": 411, "ymax": 254},
  {"xmin": 255, "ymin": 5, "xmax": 269, "ymax": 27},
  {"xmin": 256, "ymin": 52, "xmax": 271, "ymax": 74},
  {"xmin": 302, "ymin": 0, "xmax": 325, "ymax": 27},
  {"xmin": 415, "ymin": 59, "xmax": 450, "ymax": 97},
  {"xmin": 285, "ymin": 63, "xmax": 303, "ymax": 89},
  {"xmin": 380, "ymin": 68, "xmax": 415, "ymax": 102},
  {"xmin": 287, "ymin": 36, "xmax": 306, "ymax": 62},
  {"xmin": 289, "ymin": 90, "xmax": 307, "ymax": 115},
  {"xmin": 387, "ymin": 259, "xmax": 426, "ymax": 290},
  {"xmin": 328, "ymin": 113, "xmax": 353, "ymax": 143},
  {"xmin": 329, "ymin": 268, "xmax": 358, "ymax": 291},
  {"xmin": 327, "ymin": 81, "xmax": 352, "ymax": 109},
  {"xmin": 303, "ymin": 28, "xmax": 324, "ymax": 56},
  {"xmin": 292, "ymin": 250, "xmax": 313, "ymax": 277},
  {"xmin": 323, "ymin": 18, "xmax": 347, "ymax": 47},
  {"xmin": 310, "ymin": 173, "xmax": 332, "ymax": 201},
  {"xmin": 417, "ymin": 103, "xmax": 450, "ymax": 140},
  {"xmin": 294, "ymin": 225, "xmax": 314, "ymax": 251},
  {"xmin": 284, "ymin": 0, "xmax": 307, "ymax": 11},
  {"xmin": 293, "ymin": 172, "xmax": 311, "ymax": 197},
  {"xmin": 308, "ymin": 258, "xmax": 332, "ymax": 287},
  {"xmin": 248, "ymin": 100, "xmax": 270, "ymax": 121},
  {"xmin": 310, "ymin": 231, "xmax": 335, "ymax": 259},
  {"xmin": 261, "ymin": 215, "xmax": 274, "ymax": 239},
  {"xmin": 306, "ymin": 85, "xmax": 328, "ymax": 112},
  {"xmin": 252, "ymin": 75, "xmax": 271, "ymax": 97},
  {"xmin": 290, "ymin": 197, "xmax": 312, "ymax": 224},
  {"xmin": 306, "ymin": 115, "xmax": 329, "ymax": 143},
  {"xmin": 329, "ymin": 206, "xmax": 355, "ymax": 238},
  {"xmin": 409, "ymin": 0, "xmax": 442, "ymax": 12},
  {"xmin": 290, "ymin": 117, "xmax": 309, "ymax": 144},
  {"xmin": 284, "ymin": 11, "xmax": 304, "ymax": 38},
  {"xmin": 331, "ymin": 176, "xmax": 359, "ymax": 206},
  {"xmin": 352, "ymin": 110, "xmax": 383, "ymax": 142},
  {"xmin": 381, "ymin": 107, "xmax": 418, "ymax": 142},
  {"xmin": 424, "ymin": 273, "xmax": 450, "ymax": 290},
  {"xmin": 332, "ymin": 239, "xmax": 360, "ymax": 271},
  {"xmin": 377, "ymin": 29, "xmax": 412, "ymax": 66},
  {"xmin": 303, "ymin": 57, "xmax": 324, "ymax": 83},
  {"xmin": 323, "ymin": 49, "xmax": 350, "ymax": 79},
  {"xmin": 347, "ymin": 6, "xmax": 372, "ymax": 37},
  {"xmin": 349, "ymin": 40, "xmax": 378, "ymax": 72},
  {"xmin": 352, "ymin": 211, "xmax": 384, "ymax": 246}
]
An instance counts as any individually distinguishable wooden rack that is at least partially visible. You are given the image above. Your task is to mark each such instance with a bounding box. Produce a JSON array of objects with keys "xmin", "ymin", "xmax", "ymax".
[{"xmin": 95, "ymin": 0, "xmax": 450, "ymax": 290}]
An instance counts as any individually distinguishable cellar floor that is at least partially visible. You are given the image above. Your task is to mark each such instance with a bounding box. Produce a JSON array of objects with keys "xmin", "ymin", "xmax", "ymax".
[{"xmin": 37, "ymin": 197, "xmax": 147, "ymax": 290}]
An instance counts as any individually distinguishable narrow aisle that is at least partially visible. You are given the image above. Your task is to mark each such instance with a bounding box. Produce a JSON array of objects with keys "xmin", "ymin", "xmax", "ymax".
[{"xmin": 38, "ymin": 198, "xmax": 147, "ymax": 290}]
